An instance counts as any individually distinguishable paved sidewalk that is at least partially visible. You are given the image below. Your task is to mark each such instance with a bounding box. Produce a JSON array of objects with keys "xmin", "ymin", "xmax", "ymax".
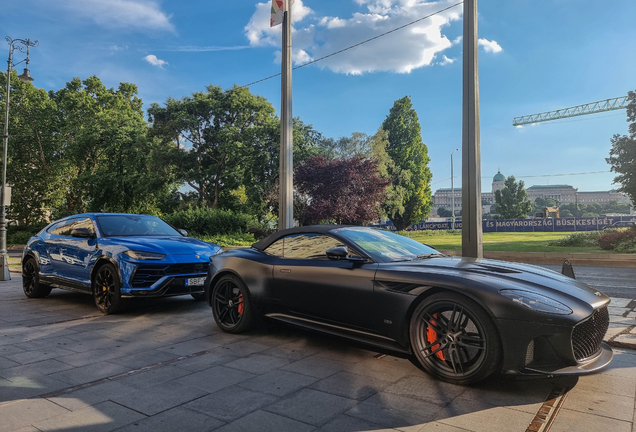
[
  {"xmin": 1, "ymin": 277, "xmax": 636, "ymax": 432},
  {"xmin": 607, "ymin": 298, "xmax": 636, "ymax": 350}
]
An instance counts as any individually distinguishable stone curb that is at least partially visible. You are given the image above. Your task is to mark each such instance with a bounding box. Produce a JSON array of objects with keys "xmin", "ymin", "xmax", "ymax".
[{"xmin": 606, "ymin": 297, "xmax": 636, "ymax": 350}]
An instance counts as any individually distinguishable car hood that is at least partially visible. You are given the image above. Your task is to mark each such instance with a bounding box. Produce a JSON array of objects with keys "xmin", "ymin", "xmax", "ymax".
[
  {"xmin": 382, "ymin": 256, "xmax": 608, "ymax": 307},
  {"xmin": 107, "ymin": 236, "xmax": 221, "ymax": 256}
]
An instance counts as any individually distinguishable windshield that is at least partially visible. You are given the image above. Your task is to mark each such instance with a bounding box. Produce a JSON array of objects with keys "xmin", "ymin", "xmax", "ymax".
[
  {"xmin": 333, "ymin": 227, "xmax": 440, "ymax": 263},
  {"xmin": 96, "ymin": 215, "xmax": 181, "ymax": 237}
]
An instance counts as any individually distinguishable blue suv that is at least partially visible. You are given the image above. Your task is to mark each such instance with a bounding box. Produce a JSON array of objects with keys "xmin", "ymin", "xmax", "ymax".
[{"xmin": 22, "ymin": 213, "xmax": 222, "ymax": 314}]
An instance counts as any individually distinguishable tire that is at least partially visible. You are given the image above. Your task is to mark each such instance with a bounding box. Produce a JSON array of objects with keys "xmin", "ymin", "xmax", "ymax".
[
  {"xmin": 22, "ymin": 257, "xmax": 52, "ymax": 298},
  {"xmin": 410, "ymin": 292, "xmax": 502, "ymax": 385},
  {"xmin": 211, "ymin": 275, "xmax": 254, "ymax": 333},
  {"xmin": 92, "ymin": 263, "xmax": 122, "ymax": 314},
  {"xmin": 191, "ymin": 293, "xmax": 205, "ymax": 300}
]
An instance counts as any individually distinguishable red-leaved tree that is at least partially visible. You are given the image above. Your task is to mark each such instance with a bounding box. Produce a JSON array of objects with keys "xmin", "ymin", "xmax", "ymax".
[{"xmin": 295, "ymin": 156, "xmax": 390, "ymax": 225}]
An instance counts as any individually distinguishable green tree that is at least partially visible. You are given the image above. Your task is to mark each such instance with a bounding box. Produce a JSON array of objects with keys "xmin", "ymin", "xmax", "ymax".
[
  {"xmin": 607, "ymin": 90, "xmax": 636, "ymax": 204},
  {"xmin": 494, "ymin": 176, "xmax": 532, "ymax": 219},
  {"xmin": 148, "ymin": 85, "xmax": 278, "ymax": 211},
  {"xmin": 1, "ymin": 71, "xmax": 66, "ymax": 224},
  {"xmin": 381, "ymin": 96, "xmax": 432, "ymax": 230}
]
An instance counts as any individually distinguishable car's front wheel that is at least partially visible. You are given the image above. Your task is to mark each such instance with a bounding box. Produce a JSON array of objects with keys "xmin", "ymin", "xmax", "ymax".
[
  {"xmin": 410, "ymin": 292, "xmax": 502, "ymax": 385},
  {"xmin": 22, "ymin": 257, "xmax": 52, "ymax": 298},
  {"xmin": 93, "ymin": 263, "xmax": 122, "ymax": 314},
  {"xmin": 211, "ymin": 275, "xmax": 254, "ymax": 333}
]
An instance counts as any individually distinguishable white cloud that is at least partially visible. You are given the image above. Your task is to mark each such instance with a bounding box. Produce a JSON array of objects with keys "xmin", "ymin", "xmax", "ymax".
[
  {"xmin": 59, "ymin": 0, "xmax": 174, "ymax": 32},
  {"xmin": 439, "ymin": 55, "xmax": 455, "ymax": 65},
  {"xmin": 478, "ymin": 38, "xmax": 503, "ymax": 53},
  {"xmin": 110, "ymin": 45, "xmax": 128, "ymax": 51},
  {"xmin": 245, "ymin": 0, "xmax": 463, "ymax": 75},
  {"xmin": 144, "ymin": 54, "xmax": 168, "ymax": 68}
]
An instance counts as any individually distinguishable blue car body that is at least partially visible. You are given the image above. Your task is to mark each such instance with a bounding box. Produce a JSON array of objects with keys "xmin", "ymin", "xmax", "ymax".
[{"xmin": 22, "ymin": 213, "xmax": 222, "ymax": 300}]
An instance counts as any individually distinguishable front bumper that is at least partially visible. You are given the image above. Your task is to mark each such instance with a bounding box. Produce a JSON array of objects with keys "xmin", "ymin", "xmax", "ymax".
[
  {"xmin": 122, "ymin": 275, "xmax": 207, "ymax": 298},
  {"xmin": 524, "ymin": 342, "xmax": 613, "ymax": 375}
]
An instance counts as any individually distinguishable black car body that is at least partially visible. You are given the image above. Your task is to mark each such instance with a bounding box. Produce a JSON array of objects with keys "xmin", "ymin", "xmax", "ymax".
[{"xmin": 204, "ymin": 225, "xmax": 612, "ymax": 384}]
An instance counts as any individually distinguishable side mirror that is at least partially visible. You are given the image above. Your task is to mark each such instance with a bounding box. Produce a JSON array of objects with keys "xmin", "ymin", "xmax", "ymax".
[
  {"xmin": 178, "ymin": 229, "xmax": 188, "ymax": 237},
  {"xmin": 326, "ymin": 246, "xmax": 366, "ymax": 262},
  {"xmin": 70, "ymin": 228, "xmax": 94, "ymax": 238}
]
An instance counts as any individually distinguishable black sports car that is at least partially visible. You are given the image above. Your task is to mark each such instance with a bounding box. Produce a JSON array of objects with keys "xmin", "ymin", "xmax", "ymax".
[{"xmin": 204, "ymin": 226, "xmax": 613, "ymax": 385}]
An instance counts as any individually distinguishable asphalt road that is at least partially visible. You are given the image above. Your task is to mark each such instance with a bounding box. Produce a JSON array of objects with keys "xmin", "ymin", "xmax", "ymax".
[{"xmin": 539, "ymin": 263, "xmax": 636, "ymax": 299}]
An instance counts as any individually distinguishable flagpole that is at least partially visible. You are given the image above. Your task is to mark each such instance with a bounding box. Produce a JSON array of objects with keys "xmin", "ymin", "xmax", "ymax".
[{"xmin": 279, "ymin": 0, "xmax": 294, "ymax": 230}]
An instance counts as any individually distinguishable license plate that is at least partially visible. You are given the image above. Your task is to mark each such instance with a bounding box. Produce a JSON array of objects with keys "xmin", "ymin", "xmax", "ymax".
[{"xmin": 186, "ymin": 277, "xmax": 206, "ymax": 286}]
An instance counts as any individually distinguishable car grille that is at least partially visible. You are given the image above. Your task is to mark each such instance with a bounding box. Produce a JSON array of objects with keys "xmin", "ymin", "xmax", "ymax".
[
  {"xmin": 131, "ymin": 263, "xmax": 209, "ymax": 288},
  {"xmin": 572, "ymin": 306, "xmax": 609, "ymax": 362}
]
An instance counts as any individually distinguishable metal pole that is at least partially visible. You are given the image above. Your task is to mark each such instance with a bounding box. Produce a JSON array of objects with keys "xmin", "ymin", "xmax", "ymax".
[
  {"xmin": 461, "ymin": 0, "xmax": 483, "ymax": 258},
  {"xmin": 451, "ymin": 148, "xmax": 458, "ymax": 230},
  {"xmin": 0, "ymin": 47, "xmax": 12, "ymax": 280},
  {"xmin": 278, "ymin": 0, "xmax": 293, "ymax": 230}
]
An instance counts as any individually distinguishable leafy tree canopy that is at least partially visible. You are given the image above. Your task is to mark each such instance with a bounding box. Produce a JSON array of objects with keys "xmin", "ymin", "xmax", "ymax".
[
  {"xmin": 494, "ymin": 176, "xmax": 532, "ymax": 219},
  {"xmin": 607, "ymin": 90, "xmax": 636, "ymax": 204}
]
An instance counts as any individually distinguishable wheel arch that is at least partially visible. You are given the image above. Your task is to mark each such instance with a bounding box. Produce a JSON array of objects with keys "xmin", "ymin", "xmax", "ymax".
[
  {"xmin": 22, "ymin": 251, "xmax": 40, "ymax": 273},
  {"xmin": 207, "ymin": 269, "xmax": 250, "ymax": 306},
  {"xmin": 90, "ymin": 257, "xmax": 123, "ymax": 288},
  {"xmin": 403, "ymin": 285, "xmax": 499, "ymax": 347}
]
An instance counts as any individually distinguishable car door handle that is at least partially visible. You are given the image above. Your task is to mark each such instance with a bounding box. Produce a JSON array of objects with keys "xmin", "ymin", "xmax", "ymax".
[{"xmin": 279, "ymin": 269, "xmax": 291, "ymax": 273}]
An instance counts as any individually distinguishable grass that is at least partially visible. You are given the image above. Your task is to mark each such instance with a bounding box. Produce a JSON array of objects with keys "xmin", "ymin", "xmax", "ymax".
[{"xmin": 402, "ymin": 231, "xmax": 614, "ymax": 254}]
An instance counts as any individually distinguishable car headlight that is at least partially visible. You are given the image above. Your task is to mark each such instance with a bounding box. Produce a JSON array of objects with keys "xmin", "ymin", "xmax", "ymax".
[
  {"xmin": 499, "ymin": 289, "xmax": 572, "ymax": 315},
  {"xmin": 123, "ymin": 250, "xmax": 166, "ymax": 260}
]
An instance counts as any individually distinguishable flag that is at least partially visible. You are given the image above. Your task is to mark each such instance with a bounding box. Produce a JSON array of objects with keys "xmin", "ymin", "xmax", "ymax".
[{"xmin": 270, "ymin": 0, "xmax": 294, "ymax": 27}]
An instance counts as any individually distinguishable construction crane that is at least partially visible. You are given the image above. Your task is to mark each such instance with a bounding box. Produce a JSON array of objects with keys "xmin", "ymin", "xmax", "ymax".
[{"xmin": 512, "ymin": 96, "xmax": 629, "ymax": 126}]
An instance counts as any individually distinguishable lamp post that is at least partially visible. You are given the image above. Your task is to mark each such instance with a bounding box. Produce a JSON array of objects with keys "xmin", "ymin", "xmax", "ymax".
[
  {"xmin": 1, "ymin": 37, "xmax": 38, "ymax": 281},
  {"xmin": 451, "ymin": 148, "xmax": 459, "ymax": 230}
]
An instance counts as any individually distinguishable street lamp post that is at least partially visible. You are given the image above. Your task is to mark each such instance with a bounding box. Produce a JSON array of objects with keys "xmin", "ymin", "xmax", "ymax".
[
  {"xmin": 1, "ymin": 36, "xmax": 38, "ymax": 281},
  {"xmin": 451, "ymin": 148, "xmax": 459, "ymax": 230}
]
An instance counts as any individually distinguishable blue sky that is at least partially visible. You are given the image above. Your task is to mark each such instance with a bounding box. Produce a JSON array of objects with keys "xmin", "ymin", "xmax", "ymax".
[{"xmin": 2, "ymin": 0, "xmax": 635, "ymax": 193}]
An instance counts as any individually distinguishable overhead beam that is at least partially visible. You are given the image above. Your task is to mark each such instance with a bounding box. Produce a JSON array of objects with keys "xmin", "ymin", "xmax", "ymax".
[{"xmin": 512, "ymin": 96, "xmax": 628, "ymax": 126}]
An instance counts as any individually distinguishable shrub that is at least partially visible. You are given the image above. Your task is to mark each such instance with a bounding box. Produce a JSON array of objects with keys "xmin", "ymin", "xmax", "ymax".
[
  {"xmin": 163, "ymin": 207, "xmax": 259, "ymax": 237},
  {"xmin": 598, "ymin": 229, "xmax": 636, "ymax": 250},
  {"xmin": 547, "ymin": 232, "xmax": 602, "ymax": 247},
  {"xmin": 195, "ymin": 233, "xmax": 256, "ymax": 247},
  {"xmin": 7, "ymin": 222, "xmax": 49, "ymax": 246}
]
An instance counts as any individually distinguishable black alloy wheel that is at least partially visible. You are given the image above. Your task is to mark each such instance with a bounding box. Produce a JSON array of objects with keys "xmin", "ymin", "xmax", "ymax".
[
  {"xmin": 211, "ymin": 275, "xmax": 253, "ymax": 333},
  {"xmin": 22, "ymin": 257, "xmax": 52, "ymax": 298},
  {"xmin": 410, "ymin": 292, "xmax": 502, "ymax": 385},
  {"xmin": 93, "ymin": 263, "xmax": 122, "ymax": 314}
]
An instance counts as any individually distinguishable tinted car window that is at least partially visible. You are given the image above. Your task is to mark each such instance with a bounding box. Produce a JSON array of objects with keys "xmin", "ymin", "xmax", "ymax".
[
  {"xmin": 265, "ymin": 239, "xmax": 284, "ymax": 257},
  {"xmin": 49, "ymin": 219, "xmax": 77, "ymax": 236},
  {"xmin": 96, "ymin": 215, "xmax": 180, "ymax": 237},
  {"xmin": 50, "ymin": 218, "xmax": 95, "ymax": 237},
  {"xmin": 282, "ymin": 234, "xmax": 346, "ymax": 260}
]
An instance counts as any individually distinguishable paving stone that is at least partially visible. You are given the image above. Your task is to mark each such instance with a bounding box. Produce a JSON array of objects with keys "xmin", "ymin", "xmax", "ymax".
[
  {"xmin": 346, "ymin": 392, "xmax": 441, "ymax": 430},
  {"xmin": 614, "ymin": 333, "xmax": 636, "ymax": 346},
  {"xmin": 107, "ymin": 348, "xmax": 180, "ymax": 369},
  {"xmin": 238, "ymin": 369, "xmax": 318, "ymax": 397},
  {"xmin": 185, "ymin": 386, "xmax": 278, "ymax": 422},
  {"xmin": 0, "ymin": 374, "xmax": 70, "ymax": 403},
  {"xmin": 432, "ymin": 397, "xmax": 534, "ymax": 432},
  {"xmin": 176, "ymin": 365, "xmax": 255, "ymax": 393},
  {"xmin": 155, "ymin": 335, "xmax": 229, "ymax": 356},
  {"xmin": 457, "ymin": 377, "xmax": 553, "ymax": 414},
  {"xmin": 0, "ymin": 356, "xmax": 20, "ymax": 369},
  {"xmin": 173, "ymin": 350, "xmax": 239, "ymax": 372},
  {"xmin": 48, "ymin": 361, "xmax": 131, "ymax": 386},
  {"xmin": 214, "ymin": 339, "xmax": 274, "ymax": 356},
  {"xmin": 5, "ymin": 346, "xmax": 77, "ymax": 364},
  {"xmin": 606, "ymin": 326, "xmax": 629, "ymax": 340},
  {"xmin": 57, "ymin": 347, "xmax": 129, "ymax": 367},
  {"xmin": 224, "ymin": 353, "xmax": 291, "ymax": 375},
  {"xmin": 418, "ymin": 422, "xmax": 474, "ymax": 432},
  {"xmin": 33, "ymin": 400, "xmax": 146, "ymax": 432},
  {"xmin": 110, "ymin": 380, "xmax": 208, "ymax": 416},
  {"xmin": 384, "ymin": 374, "xmax": 466, "ymax": 406},
  {"xmin": 0, "ymin": 398, "xmax": 69, "ymax": 432},
  {"xmin": 549, "ymin": 408, "xmax": 632, "ymax": 432},
  {"xmin": 47, "ymin": 379, "xmax": 137, "ymax": 411},
  {"xmin": 61, "ymin": 337, "xmax": 124, "ymax": 353},
  {"xmin": 214, "ymin": 409, "xmax": 314, "ymax": 432},
  {"xmin": 114, "ymin": 364, "xmax": 193, "ymax": 389},
  {"xmin": 310, "ymin": 371, "xmax": 392, "ymax": 401},
  {"xmin": 0, "ymin": 344, "xmax": 26, "ymax": 356},
  {"xmin": 346, "ymin": 356, "xmax": 421, "ymax": 383},
  {"xmin": 609, "ymin": 306, "xmax": 631, "ymax": 316},
  {"xmin": 0, "ymin": 358, "xmax": 75, "ymax": 378},
  {"xmin": 267, "ymin": 388, "xmax": 357, "ymax": 426},
  {"xmin": 317, "ymin": 414, "xmax": 399, "ymax": 432},
  {"xmin": 112, "ymin": 406, "xmax": 224, "ymax": 432},
  {"xmin": 610, "ymin": 298, "xmax": 634, "ymax": 308},
  {"xmin": 14, "ymin": 335, "xmax": 79, "ymax": 351},
  {"xmin": 561, "ymin": 386, "xmax": 634, "ymax": 422},
  {"xmin": 574, "ymin": 371, "xmax": 636, "ymax": 397},
  {"xmin": 260, "ymin": 342, "xmax": 321, "ymax": 362},
  {"xmin": 313, "ymin": 344, "xmax": 376, "ymax": 364},
  {"xmin": 281, "ymin": 354, "xmax": 351, "ymax": 379}
]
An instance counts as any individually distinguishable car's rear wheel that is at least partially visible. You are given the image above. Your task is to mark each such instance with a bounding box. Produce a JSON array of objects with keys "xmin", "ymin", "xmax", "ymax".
[
  {"xmin": 93, "ymin": 263, "xmax": 122, "ymax": 314},
  {"xmin": 211, "ymin": 275, "xmax": 253, "ymax": 333},
  {"xmin": 410, "ymin": 292, "xmax": 501, "ymax": 385},
  {"xmin": 22, "ymin": 257, "xmax": 52, "ymax": 298}
]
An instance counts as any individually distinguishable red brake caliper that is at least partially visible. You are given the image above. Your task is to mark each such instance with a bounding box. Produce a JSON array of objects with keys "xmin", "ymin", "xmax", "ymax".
[
  {"xmin": 426, "ymin": 313, "xmax": 446, "ymax": 361},
  {"xmin": 237, "ymin": 294, "xmax": 244, "ymax": 315}
]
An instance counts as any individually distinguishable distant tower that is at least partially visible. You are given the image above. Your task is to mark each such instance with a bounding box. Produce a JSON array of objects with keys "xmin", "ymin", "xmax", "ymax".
[{"xmin": 492, "ymin": 170, "xmax": 505, "ymax": 193}]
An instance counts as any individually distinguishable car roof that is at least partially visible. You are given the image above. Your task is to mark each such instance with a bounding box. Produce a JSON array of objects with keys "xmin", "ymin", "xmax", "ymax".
[{"xmin": 252, "ymin": 225, "xmax": 361, "ymax": 251}]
